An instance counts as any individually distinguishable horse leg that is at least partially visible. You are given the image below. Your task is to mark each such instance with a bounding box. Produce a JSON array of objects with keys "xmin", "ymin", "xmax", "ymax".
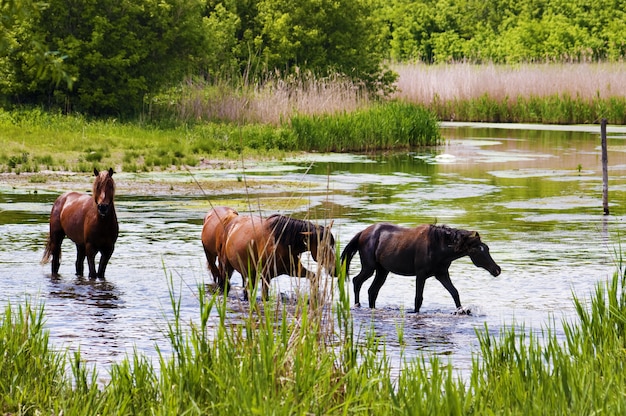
[
  {"xmin": 414, "ymin": 276, "xmax": 426, "ymax": 313},
  {"xmin": 49, "ymin": 231, "xmax": 65, "ymax": 276},
  {"xmin": 435, "ymin": 272, "xmax": 462, "ymax": 310},
  {"xmin": 75, "ymin": 244, "xmax": 86, "ymax": 276},
  {"xmin": 204, "ymin": 247, "xmax": 222, "ymax": 287},
  {"xmin": 351, "ymin": 266, "xmax": 375, "ymax": 307},
  {"xmin": 85, "ymin": 245, "xmax": 98, "ymax": 279},
  {"xmin": 367, "ymin": 267, "xmax": 389, "ymax": 309},
  {"xmin": 97, "ymin": 246, "xmax": 114, "ymax": 279},
  {"xmin": 219, "ymin": 262, "xmax": 233, "ymax": 295}
]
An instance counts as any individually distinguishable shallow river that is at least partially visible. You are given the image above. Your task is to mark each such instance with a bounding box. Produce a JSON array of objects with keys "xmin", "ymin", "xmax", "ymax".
[{"xmin": 1, "ymin": 122, "xmax": 625, "ymax": 381}]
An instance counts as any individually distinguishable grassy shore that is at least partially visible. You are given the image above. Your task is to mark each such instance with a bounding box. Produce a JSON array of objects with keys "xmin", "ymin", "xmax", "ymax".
[
  {"xmin": 2, "ymin": 261, "xmax": 626, "ymax": 414},
  {"xmin": 0, "ymin": 102, "xmax": 440, "ymax": 174}
]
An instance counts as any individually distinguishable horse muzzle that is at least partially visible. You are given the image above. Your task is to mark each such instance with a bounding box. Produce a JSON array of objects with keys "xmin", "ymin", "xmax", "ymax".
[
  {"xmin": 490, "ymin": 265, "xmax": 502, "ymax": 277},
  {"xmin": 97, "ymin": 203, "xmax": 110, "ymax": 217}
]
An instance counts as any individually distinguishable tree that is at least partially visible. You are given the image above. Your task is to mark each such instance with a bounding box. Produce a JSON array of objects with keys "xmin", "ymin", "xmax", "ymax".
[
  {"xmin": 0, "ymin": 0, "xmax": 71, "ymax": 96},
  {"xmin": 4, "ymin": 0, "xmax": 210, "ymax": 116},
  {"xmin": 254, "ymin": 0, "xmax": 395, "ymax": 92}
]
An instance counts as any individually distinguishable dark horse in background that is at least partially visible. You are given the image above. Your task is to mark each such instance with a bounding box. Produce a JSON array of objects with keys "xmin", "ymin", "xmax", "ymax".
[
  {"xmin": 220, "ymin": 214, "xmax": 335, "ymax": 301},
  {"xmin": 201, "ymin": 206, "xmax": 239, "ymax": 291},
  {"xmin": 42, "ymin": 168, "xmax": 119, "ymax": 279},
  {"xmin": 341, "ymin": 223, "xmax": 501, "ymax": 313}
]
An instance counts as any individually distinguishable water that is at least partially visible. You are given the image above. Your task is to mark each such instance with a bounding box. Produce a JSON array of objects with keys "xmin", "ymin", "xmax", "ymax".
[{"xmin": 1, "ymin": 122, "xmax": 625, "ymax": 380}]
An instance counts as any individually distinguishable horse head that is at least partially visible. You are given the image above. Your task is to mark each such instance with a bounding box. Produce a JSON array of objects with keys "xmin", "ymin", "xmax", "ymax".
[
  {"xmin": 267, "ymin": 215, "xmax": 336, "ymax": 277},
  {"xmin": 439, "ymin": 226, "xmax": 501, "ymax": 276},
  {"xmin": 93, "ymin": 167, "xmax": 115, "ymax": 217},
  {"xmin": 305, "ymin": 224, "xmax": 336, "ymax": 276},
  {"xmin": 468, "ymin": 241, "xmax": 501, "ymax": 277}
]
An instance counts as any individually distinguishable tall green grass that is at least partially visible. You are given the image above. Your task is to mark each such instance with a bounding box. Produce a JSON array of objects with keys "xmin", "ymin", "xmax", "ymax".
[
  {"xmin": 2, "ymin": 264, "xmax": 626, "ymax": 414},
  {"xmin": 430, "ymin": 93, "xmax": 626, "ymax": 124},
  {"xmin": 290, "ymin": 101, "xmax": 442, "ymax": 152}
]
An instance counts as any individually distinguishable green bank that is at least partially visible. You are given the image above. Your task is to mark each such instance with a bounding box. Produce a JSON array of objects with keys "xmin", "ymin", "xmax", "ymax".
[{"xmin": 0, "ymin": 103, "xmax": 440, "ymax": 174}]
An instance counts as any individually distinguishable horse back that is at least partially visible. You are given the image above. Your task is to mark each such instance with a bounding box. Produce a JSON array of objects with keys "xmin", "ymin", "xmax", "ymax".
[
  {"xmin": 202, "ymin": 206, "xmax": 239, "ymax": 252},
  {"xmin": 367, "ymin": 223, "xmax": 432, "ymax": 275},
  {"xmin": 223, "ymin": 215, "xmax": 274, "ymax": 275}
]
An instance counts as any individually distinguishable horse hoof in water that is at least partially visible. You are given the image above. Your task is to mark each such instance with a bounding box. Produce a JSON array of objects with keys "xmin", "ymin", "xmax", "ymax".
[{"xmin": 454, "ymin": 307, "xmax": 471, "ymax": 316}]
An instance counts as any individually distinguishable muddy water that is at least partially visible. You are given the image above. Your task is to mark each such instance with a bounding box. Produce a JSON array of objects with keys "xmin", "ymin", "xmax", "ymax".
[{"xmin": 1, "ymin": 122, "xmax": 625, "ymax": 380}]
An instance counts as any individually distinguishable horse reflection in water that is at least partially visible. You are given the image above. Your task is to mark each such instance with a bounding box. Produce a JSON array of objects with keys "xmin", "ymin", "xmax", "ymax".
[
  {"xmin": 341, "ymin": 223, "xmax": 501, "ymax": 314},
  {"xmin": 201, "ymin": 206, "xmax": 240, "ymax": 292},
  {"xmin": 42, "ymin": 168, "xmax": 119, "ymax": 279},
  {"xmin": 220, "ymin": 214, "xmax": 336, "ymax": 301},
  {"xmin": 48, "ymin": 276, "xmax": 122, "ymax": 309}
]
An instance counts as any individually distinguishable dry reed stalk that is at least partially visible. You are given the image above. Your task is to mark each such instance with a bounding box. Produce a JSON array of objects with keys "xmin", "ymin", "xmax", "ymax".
[
  {"xmin": 249, "ymin": 76, "xmax": 369, "ymax": 124},
  {"xmin": 179, "ymin": 74, "xmax": 370, "ymax": 125},
  {"xmin": 392, "ymin": 62, "xmax": 626, "ymax": 104}
]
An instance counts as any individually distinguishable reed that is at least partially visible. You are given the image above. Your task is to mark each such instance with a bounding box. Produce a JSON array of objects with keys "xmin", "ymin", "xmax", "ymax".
[
  {"xmin": 393, "ymin": 62, "xmax": 626, "ymax": 124},
  {"xmin": 290, "ymin": 101, "xmax": 442, "ymax": 152},
  {"xmin": 151, "ymin": 71, "xmax": 371, "ymax": 126},
  {"xmin": 3, "ymin": 249, "xmax": 626, "ymax": 414}
]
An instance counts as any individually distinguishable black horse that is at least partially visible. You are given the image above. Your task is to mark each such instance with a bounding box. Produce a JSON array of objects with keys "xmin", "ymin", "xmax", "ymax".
[{"xmin": 340, "ymin": 223, "xmax": 501, "ymax": 313}]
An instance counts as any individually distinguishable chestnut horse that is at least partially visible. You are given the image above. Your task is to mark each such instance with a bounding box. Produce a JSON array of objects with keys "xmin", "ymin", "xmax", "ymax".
[
  {"xmin": 341, "ymin": 223, "xmax": 501, "ymax": 313},
  {"xmin": 42, "ymin": 168, "xmax": 119, "ymax": 279},
  {"xmin": 201, "ymin": 206, "xmax": 239, "ymax": 291},
  {"xmin": 221, "ymin": 214, "xmax": 335, "ymax": 301}
]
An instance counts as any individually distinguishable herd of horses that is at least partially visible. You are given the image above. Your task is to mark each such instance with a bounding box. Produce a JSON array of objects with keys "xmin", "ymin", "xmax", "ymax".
[{"xmin": 41, "ymin": 169, "xmax": 502, "ymax": 313}]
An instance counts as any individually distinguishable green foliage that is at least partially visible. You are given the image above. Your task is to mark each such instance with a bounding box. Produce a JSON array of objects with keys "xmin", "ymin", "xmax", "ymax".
[
  {"xmin": 0, "ymin": 302, "xmax": 68, "ymax": 413},
  {"xmin": 254, "ymin": 0, "xmax": 395, "ymax": 92},
  {"xmin": 470, "ymin": 271, "xmax": 626, "ymax": 414},
  {"xmin": 382, "ymin": 0, "xmax": 626, "ymax": 63},
  {"xmin": 1, "ymin": 0, "xmax": 396, "ymax": 116},
  {"xmin": 3, "ymin": 0, "xmax": 210, "ymax": 116},
  {"xmin": 290, "ymin": 101, "xmax": 441, "ymax": 152}
]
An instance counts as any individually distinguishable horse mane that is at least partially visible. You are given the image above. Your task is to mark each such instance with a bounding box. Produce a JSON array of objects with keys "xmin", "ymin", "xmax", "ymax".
[
  {"xmin": 267, "ymin": 214, "xmax": 331, "ymax": 250},
  {"xmin": 428, "ymin": 224, "xmax": 479, "ymax": 251},
  {"xmin": 428, "ymin": 224, "xmax": 463, "ymax": 247},
  {"xmin": 93, "ymin": 168, "xmax": 116, "ymax": 198}
]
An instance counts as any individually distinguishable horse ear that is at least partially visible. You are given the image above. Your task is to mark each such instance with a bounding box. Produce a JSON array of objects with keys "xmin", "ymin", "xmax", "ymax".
[
  {"xmin": 470, "ymin": 231, "xmax": 480, "ymax": 239},
  {"xmin": 108, "ymin": 167, "xmax": 114, "ymax": 177},
  {"xmin": 94, "ymin": 168, "xmax": 99, "ymax": 176}
]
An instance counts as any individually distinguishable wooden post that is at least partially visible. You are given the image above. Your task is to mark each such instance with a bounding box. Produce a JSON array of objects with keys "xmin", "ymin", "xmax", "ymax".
[{"xmin": 601, "ymin": 119, "xmax": 609, "ymax": 215}]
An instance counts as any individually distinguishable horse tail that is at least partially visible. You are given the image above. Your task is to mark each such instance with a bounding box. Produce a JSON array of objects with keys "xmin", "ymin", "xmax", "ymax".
[
  {"xmin": 340, "ymin": 231, "xmax": 362, "ymax": 279},
  {"xmin": 41, "ymin": 234, "xmax": 53, "ymax": 264}
]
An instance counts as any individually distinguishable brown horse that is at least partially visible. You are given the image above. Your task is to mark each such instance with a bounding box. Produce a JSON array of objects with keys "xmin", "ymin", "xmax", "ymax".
[
  {"xmin": 42, "ymin": 168, "xmax": 119, "ymax": 279},
  {"xmin": 221, "ymin": 214, "xmax": 335, "ymax": 301},
  {"xmin": 201, "ymin": 206, "xmax": 239, "ymax": 291},
  {"xmin": 341, "ymin": 223, "xmax": 501, "ymax": 313}
]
